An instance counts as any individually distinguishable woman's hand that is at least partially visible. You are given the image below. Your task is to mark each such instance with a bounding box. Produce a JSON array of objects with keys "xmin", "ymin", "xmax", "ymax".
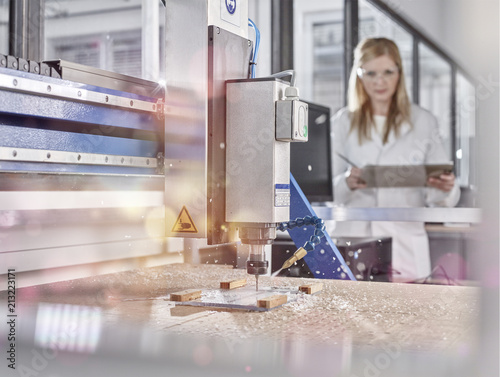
[
  {"xmin": 346, "ymin": 167, "xmax": 367, "ymax": 190},
  {"xmin": 427, "ymin": 173, "xmax": 455, "ymax": 192}
]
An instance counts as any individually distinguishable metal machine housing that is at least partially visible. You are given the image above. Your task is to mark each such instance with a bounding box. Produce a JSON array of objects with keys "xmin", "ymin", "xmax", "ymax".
[{"xmin": 225, "ymin": 78, "xmax": 291, "ymax": 224}]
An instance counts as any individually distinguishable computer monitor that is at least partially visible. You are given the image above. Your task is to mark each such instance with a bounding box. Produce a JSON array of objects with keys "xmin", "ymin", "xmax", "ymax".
[{"xmin": 290, "ymin": 101, "xmax": 333, "ymax": 203}]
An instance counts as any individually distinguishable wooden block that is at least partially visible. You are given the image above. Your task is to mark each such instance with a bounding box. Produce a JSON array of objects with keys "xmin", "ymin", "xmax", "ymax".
[
  {"xmin": 170, "ymin": 289, "xmax": 202, "ymax": 302},
  {"xmin": 257, "ymin": 295, "xmax": 288, "ymax": 309},
  {"xmin": 220, "ymin": 278, "xmax": 247, "ymax": 290},
  {"xmin": 299, "ymin": 283, "xmax": 323, "ymax": 294}
]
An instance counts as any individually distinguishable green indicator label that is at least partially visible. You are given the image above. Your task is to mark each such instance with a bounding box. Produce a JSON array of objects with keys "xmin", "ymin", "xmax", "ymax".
[{"xmin": 303, "ymin": 125, "xmax": 308, "ymax": 138}]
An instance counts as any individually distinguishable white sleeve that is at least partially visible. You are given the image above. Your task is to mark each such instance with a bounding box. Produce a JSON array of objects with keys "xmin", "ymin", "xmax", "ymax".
[
  {"xmin": 421, "ymin": 110, "xmax": 461, "ymax": 207},
  {"xmin": 332, "ymin": 109, "xmax": 354, "ymax": 204}
]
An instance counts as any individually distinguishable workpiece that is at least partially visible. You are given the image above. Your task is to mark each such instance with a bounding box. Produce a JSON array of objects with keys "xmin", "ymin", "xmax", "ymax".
[{"xmin": 170, "ymin": 289, "xmax": 202, "ymax": 302}]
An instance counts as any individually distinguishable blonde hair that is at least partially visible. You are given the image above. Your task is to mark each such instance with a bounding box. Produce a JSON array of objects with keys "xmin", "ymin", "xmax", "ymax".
[{"xmin": 347, "ymin": 37, "xmax": 412, "ymax": 145}]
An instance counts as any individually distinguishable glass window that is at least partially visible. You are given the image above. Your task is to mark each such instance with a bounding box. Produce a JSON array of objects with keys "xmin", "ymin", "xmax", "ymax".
[
  {"xmin": 455, "ymin": 72, "xmax": 476, "ymax": 187},
  {"xmin": 44, "ymin": 0, "xmax": 165, "ymax": 81},
  {"xmin": 358, "ymin": 0, "xmax": 414, "ymax": 101},
  {"xmin": 294, "ymin": 0, "xmax": 344, "ymax": 114},
  {"xmin": 311, "ymin": 20, "xmax": 344, "ymax": 113},
  {"xmin": 0, "ymin": 0, "xmax": 8, "ymax": 55},
  {"xmin": 419, "ymin": 43, "xmax": 453, "ymax": 160}
]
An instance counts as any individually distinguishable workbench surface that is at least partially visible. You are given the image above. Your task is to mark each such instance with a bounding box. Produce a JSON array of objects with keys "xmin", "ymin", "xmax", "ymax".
[{"xmin": 4, "ymin": 263, "xmax": 479, "ymax": 353}]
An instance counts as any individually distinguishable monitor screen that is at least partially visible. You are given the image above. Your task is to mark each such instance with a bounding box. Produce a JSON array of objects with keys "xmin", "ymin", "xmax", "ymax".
[{"xmin": 290, "ymin": 101, "xmax": 333, "ymax": 203}]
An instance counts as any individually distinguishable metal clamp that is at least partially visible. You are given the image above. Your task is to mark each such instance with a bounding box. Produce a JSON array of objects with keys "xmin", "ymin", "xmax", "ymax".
[
  {"xmin": 156, "ymin": 98, "xmax": 165, "ymax": 120},
  {"xmin": 156, "ymin": 152, "xmax": 165, "ymax": 174}
]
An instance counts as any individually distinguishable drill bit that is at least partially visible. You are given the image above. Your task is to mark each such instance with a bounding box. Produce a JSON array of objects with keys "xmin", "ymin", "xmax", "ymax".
[{"xmin": 255, "ymin": 275, "xmax": 259, "ymax": 291}]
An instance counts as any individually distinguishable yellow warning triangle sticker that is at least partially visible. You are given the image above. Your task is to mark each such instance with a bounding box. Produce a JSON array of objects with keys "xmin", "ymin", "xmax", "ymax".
[{"xmin": 172, "ymin": 206, "xmax": 198, "ymax": 233}]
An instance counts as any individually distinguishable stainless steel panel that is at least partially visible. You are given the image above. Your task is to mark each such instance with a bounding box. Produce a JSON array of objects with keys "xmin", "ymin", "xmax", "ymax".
[
  {"xmin": 43, "ymin": 60, "xmax": 163, "ymax": 98},
  {"xmin": 164, "ymin": 0, "xmax": 208, "ymax": 238},
  {"xmin": 312, "ymin": 206, "xmax": 482, "ymax": 223},
  {"xmin": 226, "ymin": 79, "xmax": 290, "ymax": 223},
  {"xmin": 207, "ymin": 26, "xmax": 252, "ymax": 244},
  {"xmin": 164, "ymin": 0, "xmax": 251, "ymax": 242}
]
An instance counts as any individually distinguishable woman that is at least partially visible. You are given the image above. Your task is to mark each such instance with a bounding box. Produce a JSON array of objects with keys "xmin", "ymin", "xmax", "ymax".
[{"xmin": 332, "ymin": 37, "xmax": 460, "ymax": 281}]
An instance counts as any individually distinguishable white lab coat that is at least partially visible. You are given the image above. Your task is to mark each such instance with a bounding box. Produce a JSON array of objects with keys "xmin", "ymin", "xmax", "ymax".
[{"xmin": 331, "ymin": 104, "xmax": 460, "ymax": 281}]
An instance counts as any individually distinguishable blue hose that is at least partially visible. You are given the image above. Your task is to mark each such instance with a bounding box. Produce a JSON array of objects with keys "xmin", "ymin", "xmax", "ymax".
[
  {"xmin": 248, "ymin": 19, "xmax": 260, "ymax": 78},
  {"xmin": 277, "ymin": 216, "xmax": 326, "ymax": 252}
]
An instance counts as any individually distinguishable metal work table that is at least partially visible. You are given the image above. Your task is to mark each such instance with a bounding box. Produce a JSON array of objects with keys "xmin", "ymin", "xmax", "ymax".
[{"xmin": 312, "ymin": 206, "xmax": 481, "ymax": 223}]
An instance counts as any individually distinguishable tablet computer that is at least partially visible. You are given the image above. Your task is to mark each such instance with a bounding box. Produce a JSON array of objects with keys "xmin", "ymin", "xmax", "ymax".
[{"xmin": 360, "ymin": 163, "xmax": 454, "ymax": 188}]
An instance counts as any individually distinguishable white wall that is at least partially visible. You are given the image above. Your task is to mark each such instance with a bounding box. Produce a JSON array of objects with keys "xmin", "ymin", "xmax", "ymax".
[
  {"xmin": 380, "ymin": 0, "xmax": 499, "ymax": 77},
  {"xmin": 380, "ymin": 0, "xmax": 443, "ymax": 42},
  {"xmin": 441, "ymin": 0, "xmax": 499, "ymax": 76}
]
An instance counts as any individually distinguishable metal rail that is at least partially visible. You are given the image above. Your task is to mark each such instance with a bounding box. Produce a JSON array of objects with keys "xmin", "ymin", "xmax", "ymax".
[
  {"xmin": 0, "ymin": 71, "xmax": 159, "ymax": 114},
  {"xmin": 0, "ymin": 146, "xmax": 158, "ymax": 168}
]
